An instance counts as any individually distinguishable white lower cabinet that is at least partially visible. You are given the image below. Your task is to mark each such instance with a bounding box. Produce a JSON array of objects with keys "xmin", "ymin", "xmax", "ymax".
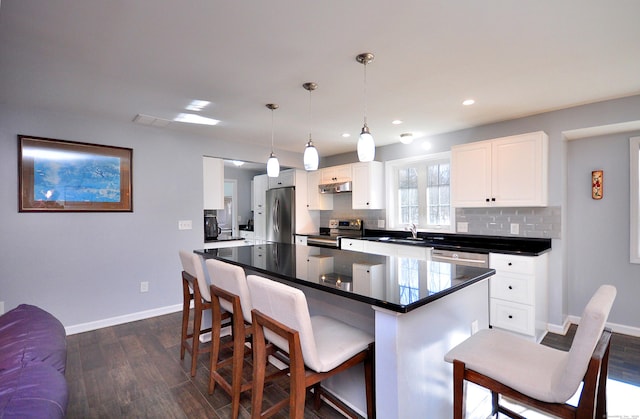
[
  {"xmin": 489, "ymin": 252, "xmax": 548, "ymax": 342},
  {"xmin": 252, "ymin": 244, "xmax": 267, "ymax": 269}
]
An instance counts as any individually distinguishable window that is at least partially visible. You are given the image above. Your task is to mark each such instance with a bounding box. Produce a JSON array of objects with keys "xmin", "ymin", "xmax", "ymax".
[
  {"xmin": 631, "ymin": 136, "xmax": 640, "ymax": 263},
  {"xmin": 386, "ymin": 152, "xmax": 452, "ymax": 231}
]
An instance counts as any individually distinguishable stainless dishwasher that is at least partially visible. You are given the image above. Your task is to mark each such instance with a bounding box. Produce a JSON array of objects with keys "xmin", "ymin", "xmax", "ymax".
[{"xmin": 431, "ymin": 249, "xmax": 489, "ymax": 268}]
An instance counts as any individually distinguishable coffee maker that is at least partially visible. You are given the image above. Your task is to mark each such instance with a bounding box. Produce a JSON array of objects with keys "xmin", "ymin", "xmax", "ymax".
[{"xmin": 204, "ymin": 210, "xmax": 221, "ymax": 241}]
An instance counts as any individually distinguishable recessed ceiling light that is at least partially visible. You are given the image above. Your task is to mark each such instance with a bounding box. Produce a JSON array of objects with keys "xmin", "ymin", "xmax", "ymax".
[
  {"xmin": 174, "ymin": 113, "xmax": 220, "ymax": 126},
  {"xmin": 462, "ymin": 99, "xmax": 475, "ymax": 106},
  {"xmin": 231, "ymin": 160, "xmax": 245, "ymax": 167},
  {"xmin": 185, "ymin": 100, "xmax": 211, "ymax": 111},
  {"xmin": 342, "ymin": 133, "xmax": 351, "ymax": 138},
  {"xmin": 399, "ymin": 133, "xmax": 414, "ymax": 144},
  {"xmin": 421, "ymin": 141, "xmax": 432, "ymax": 151},
  {"xmin": 392, "ymin": 120, "xmax": 403, "ymax": 125}
]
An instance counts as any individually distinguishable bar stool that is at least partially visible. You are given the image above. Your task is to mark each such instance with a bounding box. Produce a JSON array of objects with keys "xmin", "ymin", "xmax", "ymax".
[
  {"xmin": 205, "ymin": 259, "xmax": 255, "ymax": 419},
  {"xmin": 445, "ymin": 284, "xmax": 616, "ymax": 419},
  {"xmin": 246, "ymin": 274, "xmax": 375, "ymax": 419},
  {"xmin": 179, "ymin": 250, "xmax": 221, "ymax": 377}
]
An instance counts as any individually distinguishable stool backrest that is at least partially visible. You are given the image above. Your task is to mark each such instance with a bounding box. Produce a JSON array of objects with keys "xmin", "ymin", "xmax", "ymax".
[
  {"xmin": 179, "ymin": 250, "xmax": 211, "ymax": 302},
  {"xmin": 206, "ymin": 259, "xmax": 252, "ymax": 323},
  {"xmin": 246, "ymin": 275, "xmax": 321, "ymax": 371},
  {"xmin": 552, "ymin": 284, "xmax": 616, "ymax": 401}
]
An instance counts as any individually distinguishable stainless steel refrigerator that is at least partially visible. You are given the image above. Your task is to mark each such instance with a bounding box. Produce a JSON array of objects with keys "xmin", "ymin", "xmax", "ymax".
[{"xmin": 265, "ymin": 186, "xmax": 295, "ymax": 243}]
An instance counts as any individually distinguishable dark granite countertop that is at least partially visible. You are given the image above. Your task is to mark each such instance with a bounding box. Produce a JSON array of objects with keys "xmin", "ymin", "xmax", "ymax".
[
  {"xmin": 195, "ymin": 243, "xmax": 494, "ymax": 314},
  {"xmin": 361, "ymin": 230, "xmax": 552, "ymax": 256},
  {"xmin": 204, "ymin": 236, "xmax": 245, "ymax": 243}
]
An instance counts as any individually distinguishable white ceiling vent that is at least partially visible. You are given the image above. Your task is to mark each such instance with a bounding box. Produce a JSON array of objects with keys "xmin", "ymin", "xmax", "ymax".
[{"xmin": 132, "ymin": 114, "xmax": 171, "ymax": 127}]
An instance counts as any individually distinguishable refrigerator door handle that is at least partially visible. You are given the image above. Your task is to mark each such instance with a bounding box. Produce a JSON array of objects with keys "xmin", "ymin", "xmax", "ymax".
[{"xmin": 274, "ymin": 198, "xmax": 280, "ymax": 233}]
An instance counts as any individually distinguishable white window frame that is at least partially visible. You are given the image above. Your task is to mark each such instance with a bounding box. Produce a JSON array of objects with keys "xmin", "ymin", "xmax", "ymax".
[
  {"xmin": 385, "ymin": 151, "xmax": 453, "ymax": 232},
  {"xmin": 630, "ymin": 136, "xmax": 640, "ymax": 263}
]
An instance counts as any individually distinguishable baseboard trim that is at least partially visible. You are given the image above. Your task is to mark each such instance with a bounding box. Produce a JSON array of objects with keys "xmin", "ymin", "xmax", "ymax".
[
  {"xmin": 548, "ymin": 315, "xmax": 640, "ymax": 338},
  {"xmin": 65, "ymin": 304, "xmax": 182, "ymax": 335}
]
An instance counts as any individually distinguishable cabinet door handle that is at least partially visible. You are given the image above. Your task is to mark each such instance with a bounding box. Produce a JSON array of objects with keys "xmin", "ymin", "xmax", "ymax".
[
  {"xmin": 508, "ymin": 315, "xmax": 513, "ymax": 319},
  {"xmin": 508, "ymin": 262, "xmax": 513, "ymax": 266},
  {"xmin": 491, "ymin": 197, "xmax": 496, "ymax": 202},
  {"xmin": 508, "ymin": 285, "xmax": 513, "ymax": 290},
  {"xmin": 486, "ymin": 198, "xmax": 490, "ymax": 202}
]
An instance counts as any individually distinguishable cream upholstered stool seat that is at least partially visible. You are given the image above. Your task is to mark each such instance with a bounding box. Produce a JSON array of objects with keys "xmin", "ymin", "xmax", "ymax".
[
  {"xmin": 246, "ymin": 274, "xmax": 375, "ymax": 419},
  {"xmin": 445, "ymin": 284, "xmax": 616, "ymax": 419},
  {"xmin": 205, "ymin": 259, "xmax": 256, "ymax": 419},
  {"xmin": 179, "ymin": 250, "xmax": 221, "ymax": 377}
]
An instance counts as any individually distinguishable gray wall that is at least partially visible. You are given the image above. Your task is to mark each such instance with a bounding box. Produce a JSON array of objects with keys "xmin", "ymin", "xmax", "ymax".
[
  {"xmin": 0, "ymin": 104, "xmax": 302, "ymax": 328},
  {"xmin": 2, "ymin": 94, "xmax": 640, "ymax": 332},
  {"xmin": 325, "ymin": 94, "xmax": 640, "ymax": 330}
]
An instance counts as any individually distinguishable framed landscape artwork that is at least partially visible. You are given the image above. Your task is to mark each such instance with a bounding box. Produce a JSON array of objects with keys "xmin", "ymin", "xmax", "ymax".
[{"xmin": 18, "ymin": 135, "xmax": 133, "ymax": 212}]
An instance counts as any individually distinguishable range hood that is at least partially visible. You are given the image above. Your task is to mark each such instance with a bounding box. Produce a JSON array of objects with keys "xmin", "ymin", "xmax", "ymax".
[{"xmin": 318, "ymin": 181, "xmax": 352, "ymax": 194}]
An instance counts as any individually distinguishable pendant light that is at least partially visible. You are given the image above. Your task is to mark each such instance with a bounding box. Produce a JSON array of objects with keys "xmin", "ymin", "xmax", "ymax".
[
  {"xmin": 266, "ymin": 103, "xmax": 280, "ymax": 178},
  {"xmin": 356, "ymin": 52, "xmax": 375, "ymax": 162},
  {"xmin": 302, "ymin": 82, "xmax": 319, "ymax": 171}
]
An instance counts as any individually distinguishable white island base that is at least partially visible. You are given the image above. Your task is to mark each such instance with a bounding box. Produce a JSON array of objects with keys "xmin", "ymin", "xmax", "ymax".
[{"xmin": 374, "ymin": 279, "xmax": 489, "ymax": 418}]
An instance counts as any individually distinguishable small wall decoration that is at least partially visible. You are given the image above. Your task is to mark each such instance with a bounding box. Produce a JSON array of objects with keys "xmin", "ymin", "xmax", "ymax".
[
  {"xmin": 18, "ymin": 135, "xmax": 133, "ymax": 212},
  {"xmin": 591, "ymin": 170, "xmax": 603, "ymax": 200}
]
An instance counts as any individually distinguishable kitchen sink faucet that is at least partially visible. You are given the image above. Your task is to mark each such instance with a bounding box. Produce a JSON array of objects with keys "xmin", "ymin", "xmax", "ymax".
[{"xmin": 407, "ymin": 223, "xmax": 417, "ymax": 239}]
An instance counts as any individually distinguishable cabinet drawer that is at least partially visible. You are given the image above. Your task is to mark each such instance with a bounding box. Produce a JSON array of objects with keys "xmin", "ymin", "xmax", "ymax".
[
  {"xmin": 490, "ymin": 253, "xmax": 535, "ymax": 275},
  {"xmin": 341, "ymin": 238, "xmax": 364, "ymax": 252},
  {"xmin": 490, "ymin": 273, "xmax": 534, "ymax": 305},
  {"xmin": 490, "ymin": 299, "xmax": 534, "ymax": 336}
]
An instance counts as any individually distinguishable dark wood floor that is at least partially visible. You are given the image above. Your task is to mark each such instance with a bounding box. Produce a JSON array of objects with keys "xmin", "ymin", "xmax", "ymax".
[{"xmin": 65, "ymin": 311, "xmax": 640, "ymax": 418}]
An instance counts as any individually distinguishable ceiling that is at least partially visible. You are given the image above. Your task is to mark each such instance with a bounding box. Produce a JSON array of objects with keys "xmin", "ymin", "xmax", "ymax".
[{"xmin": 1, "ymin": 0, "xmax": 639, "ymax": 158}]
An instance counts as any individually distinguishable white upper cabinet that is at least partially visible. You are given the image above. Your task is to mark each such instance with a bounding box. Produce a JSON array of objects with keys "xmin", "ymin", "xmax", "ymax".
[
  {"xmin": 268, "ymin": 169, "xmax": 295, "ymax": 189},
  {"xmin": 321, "ymin": 164, "xmax": 352, "ymax": 183},
  {"xmin": 352, "ymin": 161, "xmax": 384, "ymax": 209},
  {"xmin": 451, "ymin": 131, "xmax": 548, "ymax": 207},
  {"xmin": 253, "ymin": 174, "xmax": 268, "ymax": 211},
  {"xmin": 306, "ymin": 170, "xmax": 333, "ymax": 210},
  {"xmin": 203, "ymin": 156, "xmax": 224, "ymax": 209}
]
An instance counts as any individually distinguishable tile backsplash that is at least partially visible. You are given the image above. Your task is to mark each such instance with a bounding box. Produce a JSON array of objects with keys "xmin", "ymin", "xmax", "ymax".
[
  {"xmin": 319, "ymin": 194, "xmax": 561, "ymax": 239},
  {"xmin": 455, "ymin": 206, "xmax": 561, "ymax": 239},
  {"xmin": 319, "ymin": 194, "xmax": 386, "ymax": 230}
]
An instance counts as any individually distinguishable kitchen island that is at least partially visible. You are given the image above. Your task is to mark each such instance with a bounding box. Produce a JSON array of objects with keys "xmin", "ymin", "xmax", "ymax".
[{"xmin": 196, "ymin": 244, "xmax": 495, "ymax": 418}]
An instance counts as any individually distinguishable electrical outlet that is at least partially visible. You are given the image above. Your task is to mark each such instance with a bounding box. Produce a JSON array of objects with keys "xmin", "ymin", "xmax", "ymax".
[
  {"xmin": 178, "ymin": 220, "xmax": 192, "ymax": 230},
  {"xmin": 471, "ymin": 320, "xmax": 479, "ymax": 334},
  {"xmin": 510, "ymin": 223, "xmax": 520, "ymax": 235},
  {"xmin": 457, "ymin": 222, "xmax": 468, "ymax": 233},
  {"xmin": 140, "ymin": 281, "xmax": 149, "ymax": 293},
  {"xmin": 378, "ymin": 219, "xmax": 385, "ymax": 228}
]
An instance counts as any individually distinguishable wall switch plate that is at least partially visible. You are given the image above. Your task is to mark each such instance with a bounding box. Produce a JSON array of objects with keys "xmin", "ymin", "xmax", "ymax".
[
  {"xmin": 140, "ymin": 281, "xmax": 149, "ymax": 293},
  {"xmin": 378, "ymin": 220, "xmax": 385, "ymax": 228},
  {"xmin": 471, "ymin": 320, "xmax": 479, "ymax": 334},
  {"xmin": 178, "ymin": 220, "xmax": 192, "ymax": 230},
  {"xmin": 457, "ymin": 222, "xmax": 469, "ymax": 233},
  {"xmin": 510, "ymin": 223, "xmax": 520, "ymax": 235}
]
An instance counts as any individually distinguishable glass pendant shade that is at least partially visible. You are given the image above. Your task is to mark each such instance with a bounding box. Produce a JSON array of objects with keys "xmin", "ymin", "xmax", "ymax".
[
  {"xmin": 357, "ymin": 125, "xmax": 375, "ymax": 162},
  {"xmin": 303, "ymin": 140, "xmax": 319, "ymax": 171},
  {"xmin": 267, "ymin": 152, "xmax": 280, "ymax": 177}
]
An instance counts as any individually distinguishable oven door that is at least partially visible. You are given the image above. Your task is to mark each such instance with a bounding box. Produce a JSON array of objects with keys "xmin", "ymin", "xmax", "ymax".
[{"xmin": 306, "ymin": 236, "xmax": 339, "ymax": 248}]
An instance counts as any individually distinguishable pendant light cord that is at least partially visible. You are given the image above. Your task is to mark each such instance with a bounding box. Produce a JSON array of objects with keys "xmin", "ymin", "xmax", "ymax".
[
  {"xmin": 270, "ymin": 108, "xmax": 274, "ymax": 153},
  {"xmin": 363, "ymin": 61, "xmax": 368, "ymax": 127},
  {"xmin": 308, "ymin": 88, "xmax": 313, "ymax": 141}
]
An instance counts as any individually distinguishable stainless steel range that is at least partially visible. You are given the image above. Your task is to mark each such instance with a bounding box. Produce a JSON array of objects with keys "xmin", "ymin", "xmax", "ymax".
[{"xmin": 306, "ymin": 219, "xmax": 363, "ymax": 248}]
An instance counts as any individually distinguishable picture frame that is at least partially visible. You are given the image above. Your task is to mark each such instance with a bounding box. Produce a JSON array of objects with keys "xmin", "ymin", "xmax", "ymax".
[
  {"xmin": 18, "ymin": 135, "xmax": 133, "ymax": 212},
  {"xmin": 591, "ymin": 170, "xmax": 603, "ymax": 200}
]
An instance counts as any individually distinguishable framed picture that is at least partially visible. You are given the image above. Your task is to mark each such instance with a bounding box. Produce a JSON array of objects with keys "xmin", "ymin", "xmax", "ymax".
[
  {"xmin": 18, "ymin": 135, "xmax": 133, "ymax": 212},
  {"xmin": 591, "ymin": 170, "xmax": 603, "ymax": 200}
]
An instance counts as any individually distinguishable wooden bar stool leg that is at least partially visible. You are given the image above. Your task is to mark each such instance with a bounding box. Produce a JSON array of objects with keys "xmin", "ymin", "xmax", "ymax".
[
  {"xmin": 364, "ymin": 344, "xmax": 375, "ymax": 419},
  {"xmin": 191, "ymin": 300, "xmax": 202, "ymax": 377},
  {"xmin": 230, "ymin": 318, "xmax": 246, "ymax": 419},
  {"xmin": 208, "ymin": 299, "xmax": 223, "ymax": 394},
  {"xmin": 251, "ymin": 323, "xmax": 267, "ymax": 419},
  {"xmin": 180, "ymin": 286, "xmax": 191, "ymax": 360},
  {"xmin": 453, "ymin": 360, "xmax": 465, "ymax": 419}
]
